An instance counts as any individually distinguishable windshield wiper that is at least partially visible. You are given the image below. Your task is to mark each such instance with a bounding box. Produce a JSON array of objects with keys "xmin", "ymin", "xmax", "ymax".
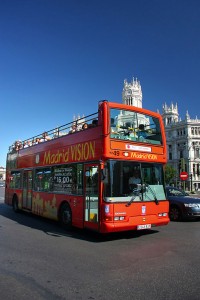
[
  {"xmin": 126, "ymin": 188, "xmax": 142, "ymax": 207},
  {"xmin": 145, "ymin": 184, "xmax": 159, "ymax": 205}
]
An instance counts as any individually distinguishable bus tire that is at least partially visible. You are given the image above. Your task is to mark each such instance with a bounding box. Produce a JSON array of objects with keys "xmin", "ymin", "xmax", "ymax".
[
  {"xmin": 59, "ymin": 202, "xmax": 72, "ymax": 229},
  {"xmin": 12, "ymin": 196, "xmax": 19, "ymax": 213}
]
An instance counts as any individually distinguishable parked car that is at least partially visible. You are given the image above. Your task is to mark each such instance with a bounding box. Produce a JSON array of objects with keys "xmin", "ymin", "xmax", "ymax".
[{"xmin": 165, "ymin": 186, "xmax": 200, "ymax": 221}]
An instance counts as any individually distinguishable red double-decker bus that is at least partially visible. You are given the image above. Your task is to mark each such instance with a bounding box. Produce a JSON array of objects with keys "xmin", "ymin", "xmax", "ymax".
[{"xmin": 5, "ymin": 100, "xmax": 169, "ymax": 233}]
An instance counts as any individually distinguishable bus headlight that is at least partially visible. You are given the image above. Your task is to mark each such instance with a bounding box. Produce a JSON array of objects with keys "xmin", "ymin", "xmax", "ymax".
[
  {"xmin": 158, "ymin": 212, "xmax": 168, "ymax": 217},
  {"xmin": 114, "ymin": 216, "xmax": 125, "ymax": 221}
]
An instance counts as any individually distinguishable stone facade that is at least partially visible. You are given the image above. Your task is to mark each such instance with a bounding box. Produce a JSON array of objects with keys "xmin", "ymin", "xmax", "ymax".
[{"xmin": 162, "ymin": 103, "xmax": 200, "ymax": 190}]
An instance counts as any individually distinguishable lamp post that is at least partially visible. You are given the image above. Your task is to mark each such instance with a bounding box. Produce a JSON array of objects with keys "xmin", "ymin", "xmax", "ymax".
[
  {"xmin": 185, "ymin": 140, "xmax": 194, "ymax": 191},
  {"xmin": 187, "ymin": 158, "xmax": 190, "ymax": 191},
  {"xmin": 190, "ymin": 173, "xmax": 193, "ymax": 192}
]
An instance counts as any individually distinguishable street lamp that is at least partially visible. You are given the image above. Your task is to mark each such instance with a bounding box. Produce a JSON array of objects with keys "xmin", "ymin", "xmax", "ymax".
[{"xmin": 190, "ymin": 173, "xmax": 193, "ymax": 192}]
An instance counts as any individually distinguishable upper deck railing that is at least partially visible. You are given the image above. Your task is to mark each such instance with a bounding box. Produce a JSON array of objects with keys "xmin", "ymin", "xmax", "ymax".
[{"xmin": 9, "ymin": 112, "xmax": 98, "ymax": 153}]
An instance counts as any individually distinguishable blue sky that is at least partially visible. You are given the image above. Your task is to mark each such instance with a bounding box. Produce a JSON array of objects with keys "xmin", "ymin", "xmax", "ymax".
[{"xmin": 1, "ymin": 0, "xmax": 200, "ymax": 167}]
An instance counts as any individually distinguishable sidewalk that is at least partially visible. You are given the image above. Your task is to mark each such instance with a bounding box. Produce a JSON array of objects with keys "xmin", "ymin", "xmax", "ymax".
[{"xmin": 189, "ymin": 190, "xmax": 200, "ymax": 198}]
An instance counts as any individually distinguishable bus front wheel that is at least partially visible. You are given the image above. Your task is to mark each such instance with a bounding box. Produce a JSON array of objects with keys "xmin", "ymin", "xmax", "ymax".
[{"xmin": 59, "ymin": 203, "xmax": 72, "ymax": 229}]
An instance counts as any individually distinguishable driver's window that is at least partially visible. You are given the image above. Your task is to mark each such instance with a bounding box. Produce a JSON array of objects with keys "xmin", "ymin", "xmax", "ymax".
[{"xmin": 128, "ymin": 167, "xmax": 141, "ymax": 192}]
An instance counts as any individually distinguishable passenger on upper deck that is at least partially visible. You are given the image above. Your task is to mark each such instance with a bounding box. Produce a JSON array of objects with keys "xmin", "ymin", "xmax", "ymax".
[
  {"xmin": 82, "ymin": 123, "xmax": 88, "ymax": 130},
  {"xmin": 137, "ymin": 124, "xmax": 147, "ymax": 140},
  {"xmin": 69, "ymin": 123, "xmax": 77, "ymax": 134},
  {"xmin": 23, "ymin": 141, "xmax": 29, "ymax": 148},
  {"xmin": 40, "ymin": 132, "xmax": 51, "ymax": 142},
  {"xmin": 91, "ymin": 119, "xmax": 98, "ymax": 126},
  {"xmin": 35, "ymin": 137, "xmax": 41, "ymax": 144},
  {"xmin": 14, "ymin": 140, "xmax": 22, "ymax": 151}
]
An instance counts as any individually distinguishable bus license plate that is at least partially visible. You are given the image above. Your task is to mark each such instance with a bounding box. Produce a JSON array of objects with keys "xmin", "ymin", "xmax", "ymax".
[{"xmin": 137, "ymin": 224, "xmax": 151, "ymax": 230}]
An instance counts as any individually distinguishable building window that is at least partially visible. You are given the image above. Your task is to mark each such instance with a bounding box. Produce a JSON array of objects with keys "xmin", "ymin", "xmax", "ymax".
[
  {"xmin": 197, "ymin": 164, "xmax": 200, "ymax": 176},
  {"xmin": 34, "ymin": 168, "xmax": 52, "ymax": 192},
  {"xmin": 195, "ymin": 148, "xmax": 200, "ymax": 159},
  {"xmin": 168, "ymin": 145, "xmax": 172, "ymax": 160},
  {"xmin": 10, "ymin": 171, "xmax": 21, "ymax": 189}
]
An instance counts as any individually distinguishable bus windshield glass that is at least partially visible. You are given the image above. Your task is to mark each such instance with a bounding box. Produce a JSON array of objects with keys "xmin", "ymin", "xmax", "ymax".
[
  {"xmin": 110, "ymin": 108, "xmax": 162, "ymax": 145},
  {"xmin": 103, "ymin": 161, "xmax": 166, "ymax": 203}
]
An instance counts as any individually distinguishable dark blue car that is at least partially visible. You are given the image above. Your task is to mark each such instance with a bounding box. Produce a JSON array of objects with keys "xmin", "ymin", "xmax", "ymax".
[{"xmin": 165, "ymin": 186, "xmax": 200, "ymax": 221}]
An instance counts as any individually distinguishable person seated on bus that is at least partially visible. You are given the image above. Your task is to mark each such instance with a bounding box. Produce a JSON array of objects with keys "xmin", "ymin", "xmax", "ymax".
[
  {"xmin": 118, "ymin": 122, "xmax": 132, "ymax": 136},
  {"xmin": 88, "ymin": 119, "xmax": 98, "ymax": 128},
  {"xmin": 15, "ymin": 140, "xmax": 22, "ymax": 151},
  {"xmin": 35, "ymin": 137, "xmax": 41, "ymax": 144},
  {"xmin": 82, "ymin": 123, "xmax": 88, "ymax": 130},
  {"xmin": 25, "ymin": 140, "xmax": 32, "ymax": 147},
  {"xmin": 128, "ymin": 170, "xmax": 141, "ymax": 190},
  {"xmin": 23, "ymin": 141, "xmax": 29, "ymax": 148},
  {"xmin": 92, "ymin": 119, "xmax": 98, "ymax": 126},
  {"xmin": 40, "ymin": 132, "xmax": 51, "ymax": 142},
  {"xmin": 53, "ymin": 127, "xmax": 59, "ymax": 138},
  {"xmin": 28, "ymin": 140, "xmax": 32, "ymax": 147},
  {"xmin": 69, "ymin": 123, "xmax": 77, "ymax": 133},
  {"xmin": 137, "ymin": 124, "xmax": 147, "ymax": 140}
]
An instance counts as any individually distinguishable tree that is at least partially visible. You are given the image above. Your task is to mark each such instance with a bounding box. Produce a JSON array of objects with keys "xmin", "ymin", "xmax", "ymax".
[{"xmin": 164, "ymin": 164, "xmax": 177, "ymax": 185}]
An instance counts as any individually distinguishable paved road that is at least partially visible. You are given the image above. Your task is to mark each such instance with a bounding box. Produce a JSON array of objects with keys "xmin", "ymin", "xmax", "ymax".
[{"xmin": 0, "ymin": 187, "xmax": 200, "ymax": 300}]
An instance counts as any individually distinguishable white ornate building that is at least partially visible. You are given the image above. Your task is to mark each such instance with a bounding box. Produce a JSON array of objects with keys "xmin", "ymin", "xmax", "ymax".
[
  {"xmin": 162, "ymin": 103, "xmax": 200, "ymax": 190},
  {"xmin": 122, "ymin": 78, "xmax": 142, "ymax": 107},
  {"xmin": 122, "ymin": 78, "xmax": 200, "ymax": 190}
]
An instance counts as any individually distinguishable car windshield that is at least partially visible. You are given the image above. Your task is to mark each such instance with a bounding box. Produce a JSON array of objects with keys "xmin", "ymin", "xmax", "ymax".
[
  {"xmin": 166, "ymin": 188, "xmax": 187, "ymax": 197},
  {"xmin": 103, "ymin": 160, "xmax": 166, "ymax": 203}
]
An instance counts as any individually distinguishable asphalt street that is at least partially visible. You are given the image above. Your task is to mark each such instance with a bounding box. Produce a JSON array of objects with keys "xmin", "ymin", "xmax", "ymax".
[{"xmin": 1, "ymin": 187, "xmax": 200, "ymax": 300}]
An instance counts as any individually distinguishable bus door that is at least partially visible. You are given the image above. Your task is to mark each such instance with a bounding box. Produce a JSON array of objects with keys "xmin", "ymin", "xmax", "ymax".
[
  {"xmin": 84, "ymin": 164, "xmax": 99, "ymax": 230},
  {"xmin": 22, "ymin": 170, "xmax": 32, "ymax": 210}
]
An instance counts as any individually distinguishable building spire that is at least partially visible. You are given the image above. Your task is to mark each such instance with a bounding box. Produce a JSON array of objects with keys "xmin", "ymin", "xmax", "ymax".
[{"xmin": 122, "ymin": 76, "xmax": 142, "ymax": 108}]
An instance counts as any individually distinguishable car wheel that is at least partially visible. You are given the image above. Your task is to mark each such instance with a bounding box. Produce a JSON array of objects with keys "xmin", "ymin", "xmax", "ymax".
[
  {"xmin": 59, "ymin": 203, "xmax": 72, "ymax": 229},
  {"xmin": 169, "ymin": 206, "xmax": 182, "ymax": 221}
]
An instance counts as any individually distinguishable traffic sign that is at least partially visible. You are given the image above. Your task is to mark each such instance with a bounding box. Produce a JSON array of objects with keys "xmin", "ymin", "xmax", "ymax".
[{"xmin": 180, "ymin": 171, "xmax": 188, "ymax": 181}]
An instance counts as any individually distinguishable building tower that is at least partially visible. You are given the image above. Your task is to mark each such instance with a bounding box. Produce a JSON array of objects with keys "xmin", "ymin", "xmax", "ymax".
[
  {"xmin": 122, "ymin": 78, "xmax": 142, "ymax": 108},
  {"xmin": 162, "ymin": 102, "xmax": 179, "ymax": 126}
]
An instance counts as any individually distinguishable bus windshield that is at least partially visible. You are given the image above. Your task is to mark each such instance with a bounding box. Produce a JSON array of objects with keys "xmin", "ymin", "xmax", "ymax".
[
  {"xmin": 103, "ymin": 161, "xmax": 166, "ymax": 203},
  {"xmin": 110, "ymin": 108, "xmax": 162, "ymax": 145}
]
